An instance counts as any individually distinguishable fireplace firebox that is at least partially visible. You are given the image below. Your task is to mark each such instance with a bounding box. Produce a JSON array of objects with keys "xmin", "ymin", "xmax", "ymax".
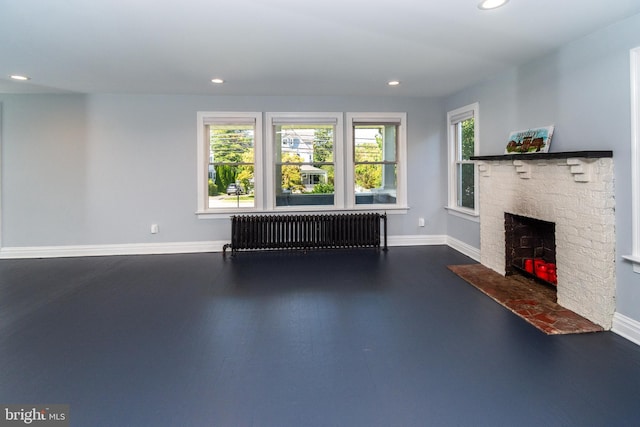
[{"xmin": 505, "ymin": 213, "xmax": 557, "ymax": 286}]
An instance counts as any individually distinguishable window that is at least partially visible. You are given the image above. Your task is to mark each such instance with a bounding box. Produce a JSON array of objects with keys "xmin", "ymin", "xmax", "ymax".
[
  {"xmin": 266, "ymin": 113, "xmax": 343, "ymax": 209},
  {"xmin": 197, "ymin": 111, "xmax": 407, "ymax": 215},
  {"xmin": 347, "ymin": 113, "xmax": 407, "ymax": 208},
  {"xmin": 447, "ymin": 103, "xmax": 479, "ymax": 215},
  {"xmin": 623, "ymin": 47, "xmax": 640, "ymax": 272},
  {"xmin": 196, "ymin": 112, "xmax": 262, "ymax": 213}
]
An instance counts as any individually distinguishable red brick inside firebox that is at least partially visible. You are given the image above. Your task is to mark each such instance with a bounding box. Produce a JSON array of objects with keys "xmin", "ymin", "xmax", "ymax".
[{"xmin": 504, "ymin": 213, "xmax": 556, "ymax": 285}]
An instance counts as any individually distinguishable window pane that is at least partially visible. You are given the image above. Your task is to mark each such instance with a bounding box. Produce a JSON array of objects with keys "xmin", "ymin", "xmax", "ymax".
[
  {"xmin": 274, "ymin": 123, "xmax": 335, "ymax": 207},
  {"xmin": 460, "ymin": 118, "xmax": 475, "ymax": 161},
  {"xmin": 210, "ymin": 124, "xmax": 254, "ymax": 163},
  {"xmin": 355, "ymin": 164, "xmax": 397, "ymax": 205},
  {"xmin": 354, "ymin": 125, "xmax": 396, "ymax": 162},
  {"xmin": 208, "ymin": 124, "xmax": 255, "ymax": 208},
  {"xmin": 457, "ymin": 163, "xmax": 475, "ymax": 209}
]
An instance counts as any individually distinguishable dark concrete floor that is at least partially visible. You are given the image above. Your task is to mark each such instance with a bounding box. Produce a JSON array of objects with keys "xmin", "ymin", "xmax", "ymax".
[{"xmin": 1, "ymin": 246, "xmax": 639, "ymax": 426}]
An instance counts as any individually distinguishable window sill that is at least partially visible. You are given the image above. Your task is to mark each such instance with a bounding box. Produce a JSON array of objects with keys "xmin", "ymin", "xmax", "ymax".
[
  {"xmin": 445, "ymin": 206, "xmax": 480, "ymax": 223},
  {"xmin": 196, "ymin": 206, "xmax": 409, "ymax": 220},
  {"xmin": 622, "ymin": 255, "xmax": 640, "ymax": 273}
]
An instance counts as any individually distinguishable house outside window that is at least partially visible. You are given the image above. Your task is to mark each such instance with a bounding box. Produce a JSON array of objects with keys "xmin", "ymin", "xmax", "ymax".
[
  {"xmin": 196, "ymin": 112, "xmax": 262, "ymax": 214},
  {"xmin": 447, "ymin": 103, "xmax": 479, "ymax": 216}
]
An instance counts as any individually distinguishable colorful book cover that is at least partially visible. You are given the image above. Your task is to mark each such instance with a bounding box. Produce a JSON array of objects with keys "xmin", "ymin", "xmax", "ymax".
[{"xmin": 505, "ymin": 125, "xmax": 554, "ymax": 154}]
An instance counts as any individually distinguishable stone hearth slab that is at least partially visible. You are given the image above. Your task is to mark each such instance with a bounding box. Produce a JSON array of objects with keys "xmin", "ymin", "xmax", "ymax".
[{"xmin": 448, "ymin": 264, "xmax": 604, "ymax": 335}]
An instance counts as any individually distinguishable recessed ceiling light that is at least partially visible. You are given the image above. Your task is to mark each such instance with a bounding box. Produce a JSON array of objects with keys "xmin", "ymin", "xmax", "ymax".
[
  {"xmin": 388, "ymin": 80, "xmax": 400, "ymax": 86},
  {"xmin": 10, "ymin": 74, "xmax": 31, "ymax": 81},
  {"xmin": 211, "ymin": 78, "xmax": 224, "ymax": 84},
  {"xmin": 478, "ymin": 0, "xmax": 509, "ymax": 10}
]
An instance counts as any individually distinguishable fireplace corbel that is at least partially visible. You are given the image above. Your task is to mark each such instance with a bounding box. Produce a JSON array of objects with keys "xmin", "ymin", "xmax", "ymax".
[{"xmin": 566, "ymin": 157, "xmax": 596, "ymax": 182}]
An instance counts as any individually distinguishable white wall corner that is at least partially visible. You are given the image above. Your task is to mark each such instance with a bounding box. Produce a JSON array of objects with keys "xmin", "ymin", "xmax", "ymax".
[
  {"xmin": 446, "ymin": 236, "xmax": 481, "ymax": 262},
  {"xmin": 612, "ymin": 312, "xmax": 640, "ymax": 346}
]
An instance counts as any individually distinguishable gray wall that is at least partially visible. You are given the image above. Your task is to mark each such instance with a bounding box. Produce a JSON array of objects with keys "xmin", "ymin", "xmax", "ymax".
[
  {"xmin": 0, "ymin": 95, "xmax": 446, "ymax": 247},
  {"xmin": 443, "ymin": 13, "xmax": 640, "ymax": 322}
]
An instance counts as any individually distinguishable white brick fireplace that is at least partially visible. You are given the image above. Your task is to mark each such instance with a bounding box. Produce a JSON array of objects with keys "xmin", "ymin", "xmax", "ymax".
[{"xmin": 474, "ymin": 152, "xmax": 615, "ymax": 329}]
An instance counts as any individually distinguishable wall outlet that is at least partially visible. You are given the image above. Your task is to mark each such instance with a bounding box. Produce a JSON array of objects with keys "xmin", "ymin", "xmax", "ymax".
[
  {"xmin": 418, "ymin": 217, "xmax": 425, "ymax": 227},
  {"xmin": 151, "ymin": 224, "xmax": 159, "ymax": 234}
]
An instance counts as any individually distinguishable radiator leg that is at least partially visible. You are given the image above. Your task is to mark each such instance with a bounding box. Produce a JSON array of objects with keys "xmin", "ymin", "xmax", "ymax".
[
  {"xmin": 382, "ymin": 214, "xmax": 388, "ymax": 252},
  {"xmin": 223, "ymin": 243, "xmax": 232, "ymax": 257}
]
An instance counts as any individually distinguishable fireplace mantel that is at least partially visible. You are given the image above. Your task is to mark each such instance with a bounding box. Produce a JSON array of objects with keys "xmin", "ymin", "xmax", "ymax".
[
  {"xmin": 470, "ymin": 150, "xmax": 612, "ymax": 161},
  {"xmin": 471, "ymin": 151, "xmax": 613, "ymax": 183}
]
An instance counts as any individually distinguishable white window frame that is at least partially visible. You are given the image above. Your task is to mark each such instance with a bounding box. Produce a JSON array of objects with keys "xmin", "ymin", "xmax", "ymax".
[
  {"xmin": 196, "ymin": 111, "xmax": 263, "ymax": 216},
  {"xmin": 196, "ymin": 110, "xmax": 409, "ymax": 217},
  {"xmin": 446, "ymin": 102, "xmax": 479, "ymax": 219},
  {"xmin": 346, "ymin": 112, "xmax": 408, "ymax": 210},
  {"xmin": 623, "ymin": 47, "xmax": 640, "ymax": 272},
  {"xmin": 265, "ymin": 112, "xmax": 344, "ymax": 211},
  {"xmin": 0, "ymin": 103, "xmax": 2, "ymax": 249}
]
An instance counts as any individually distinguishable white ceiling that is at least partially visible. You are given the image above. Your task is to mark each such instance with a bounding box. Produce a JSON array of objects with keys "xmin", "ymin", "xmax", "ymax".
[{"xmin": 2, "ymin": 0, "xmax": 640, "ymax": 97}]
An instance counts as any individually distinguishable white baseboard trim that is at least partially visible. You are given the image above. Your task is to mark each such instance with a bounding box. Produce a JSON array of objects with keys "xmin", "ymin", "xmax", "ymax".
[
  {"xmin": 387, "ymin": 234, "xmax": 447, "ymax": 247},
  {"xmin": 612, "ymin": 312, "xmax": 640, "ymax": 346},
  {"xmin": 0, "ymin": 241, "xmax": 228, "ymax": 259},
  {"xmin": 0, "ymin": 234, "xmax": 473, "ymax": 259},
  {"xmin": 446, "ymin": 236, "xmax": 481, "ymax": 262}
]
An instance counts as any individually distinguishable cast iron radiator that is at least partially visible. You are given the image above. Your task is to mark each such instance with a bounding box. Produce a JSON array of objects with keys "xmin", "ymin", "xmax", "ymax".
[{"xmin": 223, "ymin": 213, "xmax": 387, "ymax": 255}]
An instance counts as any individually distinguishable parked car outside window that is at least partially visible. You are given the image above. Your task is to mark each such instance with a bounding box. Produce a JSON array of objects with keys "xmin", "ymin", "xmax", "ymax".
[{"xmin": 226, "ymin": 183, "xmax": 244, "ymax": 195}]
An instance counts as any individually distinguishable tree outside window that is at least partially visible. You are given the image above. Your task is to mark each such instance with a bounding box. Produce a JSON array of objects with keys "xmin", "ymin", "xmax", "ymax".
[
  {"xmin": 458, "ymin": 118, "xmax": 475, "ymax": 210},
  {"xmin": 209, "ymin": 124, "xmax": 255, "ymax": 208}
]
